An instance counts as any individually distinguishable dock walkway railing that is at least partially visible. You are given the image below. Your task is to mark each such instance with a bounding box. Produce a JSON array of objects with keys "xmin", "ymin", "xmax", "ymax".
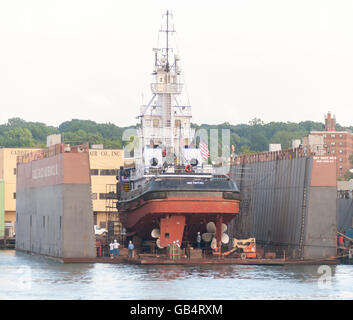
[
  {"xmin": 232, "ymin": 146, "xmax": 307, "ymax": 165},
  {"xmin": 16, "ymin": 142, "xmax": 89, "ymax": 165}
]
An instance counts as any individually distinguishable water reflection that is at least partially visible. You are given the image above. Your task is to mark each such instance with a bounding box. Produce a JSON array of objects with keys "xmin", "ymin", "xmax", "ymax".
[
  {"xmin": 0, "ymin": 250, "xmax": 351, "ymax": 300},
  {"xmin": 132, "ymin": 264, "xmax": 338, "ymax": 282}
]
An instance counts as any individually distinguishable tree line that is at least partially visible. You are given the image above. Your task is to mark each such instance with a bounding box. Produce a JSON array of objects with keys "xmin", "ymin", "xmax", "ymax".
[
  {"xmin": 0, "ymin": 118, "xmax": 133, "ymax": 149},
  {"xmin": 1, "ymin": 116, "xmax": 352, "ymax": 158},
  {"xmin": 1, "ymin": 117, "xmax": 352, "ymax": 179},
  {"xmin": 1, "ymin": 117, "xmax": 353, "ymax": 153}
]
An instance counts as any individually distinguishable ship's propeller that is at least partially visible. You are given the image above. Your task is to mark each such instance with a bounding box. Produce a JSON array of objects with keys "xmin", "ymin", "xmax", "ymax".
[
  {"xmin": 151, "ymin": 228, "xmax": 164, "ymax": 249},
  {"xmin": 211, "ymin": 237, "xmax": 217, "ymax": 250},
  {"xmin": 201, "ymin": 221, "xmax": 229, "ymax": 248},
  {"xmin": 156, "ymin": 238, "xmax": 164, "ymax": 249},
  {"xmin": 151, "ymin": 228, "xmax": 160, "ymax": 238},
  {"xmin": 207, "ymin": 221, "xmax": 216, "ymax": 233}
]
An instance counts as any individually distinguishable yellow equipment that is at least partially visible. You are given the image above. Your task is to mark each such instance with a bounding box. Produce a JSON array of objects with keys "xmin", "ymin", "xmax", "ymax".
[
  {"xmin": 232, "ymin": 238, "xmax": 257, "ymax": 259},
  {"xmin": 212, "ymin": 237, "xmax": 257, "ymax": 259}
]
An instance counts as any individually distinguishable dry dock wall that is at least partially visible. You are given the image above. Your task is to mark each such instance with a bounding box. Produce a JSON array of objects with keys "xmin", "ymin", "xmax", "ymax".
[
  {"xmin": 16, "ymin": 152, "xmax": 96, "ymax": 259},
  {"xmin": 337, "ymin": 198, "xmax": 353, "ymax": 233},
  {"xmin": 229, "ymin": 155, "xmax": 337, "ymax": 260}
]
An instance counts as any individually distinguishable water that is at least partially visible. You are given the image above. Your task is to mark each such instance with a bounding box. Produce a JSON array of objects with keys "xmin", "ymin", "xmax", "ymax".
[{"xmin": 0, "ymin": 250, "xmax": 352, "ymax": 300}]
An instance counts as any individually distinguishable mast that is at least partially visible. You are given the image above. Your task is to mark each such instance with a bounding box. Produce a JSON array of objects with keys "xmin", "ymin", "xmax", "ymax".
[
  {"xmin": 166, "ymin": 10, "xmax": 169, "ymax": 72},
  {"xmin": 165, "ymin": 10, "xmax": 169, "ymax": 72},
  {"xmin": 137, "ymin": 11, "xmax": 195, "ymax": 172},
  {"xmin": 158, "ymin": 10, "xmax": 175, "ymax": 147}
]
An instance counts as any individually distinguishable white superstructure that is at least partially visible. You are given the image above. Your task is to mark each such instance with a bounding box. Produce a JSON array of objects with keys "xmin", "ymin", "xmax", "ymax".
[{"xmin": 136, "ymin": 11, "xmax": 203, "ymax": 174}]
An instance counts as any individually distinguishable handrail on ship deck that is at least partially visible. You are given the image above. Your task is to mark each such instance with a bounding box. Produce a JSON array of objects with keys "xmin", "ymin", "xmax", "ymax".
[{"xmin": 16, "ymin": 142, "xmax": 89, "ymax": 164}]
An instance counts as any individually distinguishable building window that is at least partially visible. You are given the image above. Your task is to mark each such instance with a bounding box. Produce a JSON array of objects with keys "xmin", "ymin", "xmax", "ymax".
[
  {"xmin": 43, "ymin": 216, "xmax": 45, "ymax": 228},
  {"xmin": 13, "ymin": 168, "xmax": 16, "ymax": 175},
  {"xmin": 331, "ymin": 150, "xmax": 335, "ymax": 154},
  {"xmin": 100, "ymin": 169, "xmax": 119, "ymax": 176},
  {"xmin": 339, "ymin": 150, "xmax": 343, "ymax": 154},
  {"xmin": 339, "ymin": 134, "xmax": 343, "ymax": 138},
  {"xmin": 339, "ymin": 158, "xmax": 343, "ymax": 162},
  {"xmin": 339, "ymin": 165, "xmax": 343, "ymax": 170},
  {"xmin": 90, "ymin": 169, "xmax": 99, "ymax": 175},
  {"xmin": 331, "ymin": 134, "xmax": 335, "ymax": 138},
  {"xmin": 145, "ymin": 119, "xmax": 151, "ymax": 127},
  {"xmin": 331, "ymin": 142, "xmax": 335, "ymax": 146},
  {"xmin": 153, "ymin": 119, "xmax": 159, "ymax": 127},
  {"xmin": 323, "ymin": 134, "xmax": 327, "ymax": 138},
  {"xmin": 13, "ymin": 192, "xmax": 16, "ymax": 199},
  {"xmin": 99, "ymin": 193, "xmax": 115, "ymax": 200},
  {"xmin": 339, "ymin": 142, "xmax": 343, "ymax": 146},
  {"xmin": 175, "ymin": 119, "xmax": 181, "ymax": 128},
  {"xmin": 100, "ymin": 222, "xmax": 107, "ymax": 229}
]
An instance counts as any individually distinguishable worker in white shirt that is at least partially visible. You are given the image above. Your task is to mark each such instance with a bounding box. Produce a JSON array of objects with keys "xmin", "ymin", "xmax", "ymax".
[
  {"xmin": 113, "ymin": 239, "xmax": 120, "ymax": 258},
  {"xmin": 109, "ymin": 241, "xmax": 114, "ymax": 259}
]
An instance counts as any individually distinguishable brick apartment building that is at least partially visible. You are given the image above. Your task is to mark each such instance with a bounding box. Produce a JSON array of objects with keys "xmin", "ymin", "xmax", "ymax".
[{"xmin": 303, "ymin": 112, "xmax": 353, "ymax": 179}]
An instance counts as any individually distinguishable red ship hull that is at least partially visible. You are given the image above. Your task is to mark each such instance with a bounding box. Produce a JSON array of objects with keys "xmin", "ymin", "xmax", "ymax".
[{"xmin": 119, "ymin": 195, "xmax": 240, "ymax": 248}]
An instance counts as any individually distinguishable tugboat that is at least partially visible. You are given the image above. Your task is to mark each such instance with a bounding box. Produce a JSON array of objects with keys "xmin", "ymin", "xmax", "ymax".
[{"xmin": 116, "ymin": 11, "xmax": 240, "ymax": 253}]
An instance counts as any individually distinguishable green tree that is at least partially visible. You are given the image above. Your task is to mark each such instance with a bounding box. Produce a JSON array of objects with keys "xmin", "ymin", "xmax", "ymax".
[
  {"xmin": 239, "ymin": 145, "xmax": 254, "ymax": 155},
  {"xmin": 344, "ymin": 170, "xmax": 353, "ymax": 181},
  {"xmin": 2, "ymin": 127, "xmax": 35, "ymax": 147},
  {"xmin": 270, "ymin": 130, "xmax": 304, "ymax": 149},
  {"xmin": 249, "ymin": 118, "xmax": 264, "ymax": 126}
]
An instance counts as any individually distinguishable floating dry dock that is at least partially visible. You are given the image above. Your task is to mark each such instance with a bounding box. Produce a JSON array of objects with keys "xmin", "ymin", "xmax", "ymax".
[
  {"xmin": 14, "ymin": 145, "xmax": 344, "ymax": 266},
  {"xmin": 14, "ymin": 143, "xmax": 344, "ymax": 266}
]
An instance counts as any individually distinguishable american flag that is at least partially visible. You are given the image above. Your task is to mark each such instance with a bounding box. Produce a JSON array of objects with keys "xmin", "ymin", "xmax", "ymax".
[{"xmin": 199, "ymin": 140, "xmax": 210, "ymax": 160}]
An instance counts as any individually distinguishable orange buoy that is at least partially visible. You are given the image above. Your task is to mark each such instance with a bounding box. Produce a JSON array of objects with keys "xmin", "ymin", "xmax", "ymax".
[{"xmin": 185, "ymin": 164, "xmax": 192, "ymax": 172}]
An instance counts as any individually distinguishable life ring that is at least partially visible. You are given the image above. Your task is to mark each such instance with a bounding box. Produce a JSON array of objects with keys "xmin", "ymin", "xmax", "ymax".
[{"xmin": 185, "ymin": 164, "xmax": 192, "ymax": 172}]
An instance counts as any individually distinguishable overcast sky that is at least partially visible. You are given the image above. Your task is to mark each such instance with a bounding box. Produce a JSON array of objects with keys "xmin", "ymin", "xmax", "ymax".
[{"xmin": 0, "ymin": 0, "xmax": 352, "ymax": 127}]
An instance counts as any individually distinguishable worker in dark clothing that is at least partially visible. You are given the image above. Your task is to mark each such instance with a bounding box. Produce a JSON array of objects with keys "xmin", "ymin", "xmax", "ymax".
[
  {"xmin": 128, "ymin": 241, "xmax": 134, "ymax": 258},
  {"xmin": 196, "ymin": 232, "xmax": 201, "ymax": 249}
]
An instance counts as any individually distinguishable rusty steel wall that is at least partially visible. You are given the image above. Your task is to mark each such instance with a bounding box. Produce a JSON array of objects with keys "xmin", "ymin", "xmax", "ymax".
[
  {"xmin": 229, "ymin": 157, "xmax": 311, "ymax": 259},
  {"xmin": 337, "ymin": 198, "xmax": 353, "ymax": 232},
  {"xmin": 229, "ymin": 156, "xmax": 337, "ymax": 260}
]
